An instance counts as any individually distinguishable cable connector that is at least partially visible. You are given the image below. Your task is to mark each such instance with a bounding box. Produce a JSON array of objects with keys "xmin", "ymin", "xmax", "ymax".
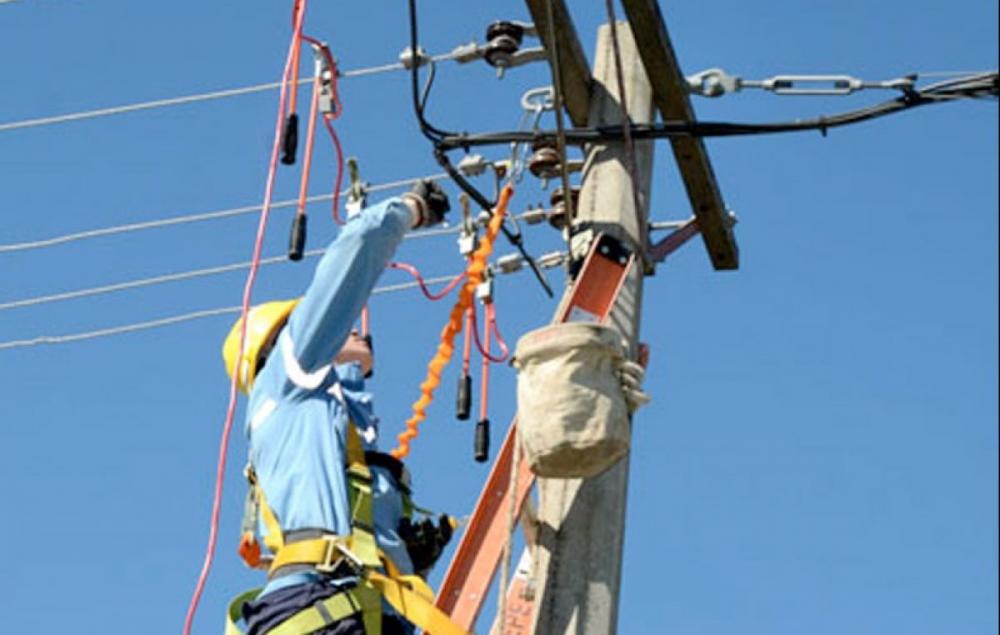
[
  {"xmin": 494, "ymin": 253, "xmax": 523, "ymax": 275},
  {"xmin": 457, "ymin": 154, "xmax": 489, "ymax": 177},
  {"xmin": 519, "ymin": 206, "xmax": 548, "ymax": 225},
  {"xmin": 399, "ymin": 45, "xmax": 431, "ymax": 70}
]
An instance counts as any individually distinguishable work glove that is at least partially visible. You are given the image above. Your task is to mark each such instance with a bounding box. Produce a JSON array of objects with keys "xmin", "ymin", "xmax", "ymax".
[
  {"xmin": 617, "ymin": 359, "xmax": 650, "ymax": 413},
  {"xmin": 404, "ymin": 179, "xmax": 450, "ymax": 228},
  {"xmin": 399, "ymin": 513, "xmax": 456, "ymax": 576}
]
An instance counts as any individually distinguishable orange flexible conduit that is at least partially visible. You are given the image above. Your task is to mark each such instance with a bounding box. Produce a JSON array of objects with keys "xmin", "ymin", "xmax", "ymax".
[{"xmin": 391, "ymin": 184, "xmax": 513, "ymax": 459}]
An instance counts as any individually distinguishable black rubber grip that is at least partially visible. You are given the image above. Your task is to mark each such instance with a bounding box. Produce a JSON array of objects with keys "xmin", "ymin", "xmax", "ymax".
[
  {"xmin": 281, "ymin": 113, "xmax": 299, "ymax": 165},
  {"xmin": 474, "ymin": 418, "xmax": 490, "ymax": 463},
  {"xmin": 288, "ymin": 214, "xmax": 307, "ymax": 261},
  {"xmin": 456, "ymin": 374, "xmax": 472, "ymax": 420}
]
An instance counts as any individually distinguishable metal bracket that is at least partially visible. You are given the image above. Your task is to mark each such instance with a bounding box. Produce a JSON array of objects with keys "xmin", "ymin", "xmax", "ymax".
[{"xmin": 345, "ymin": 158, "xmax": 367, "ymax": 219}]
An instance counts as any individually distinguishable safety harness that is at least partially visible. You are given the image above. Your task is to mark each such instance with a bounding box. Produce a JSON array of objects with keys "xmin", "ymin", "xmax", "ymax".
[{"xmin": 226, "ymin": 423, "xmax": 468, "ymax": 635}]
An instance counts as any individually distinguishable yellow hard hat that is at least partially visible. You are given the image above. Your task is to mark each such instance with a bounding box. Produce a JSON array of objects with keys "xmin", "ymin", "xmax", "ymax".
[{"xmin": 222, "ymin": 299, "xmax": 299, "ymax": 394}]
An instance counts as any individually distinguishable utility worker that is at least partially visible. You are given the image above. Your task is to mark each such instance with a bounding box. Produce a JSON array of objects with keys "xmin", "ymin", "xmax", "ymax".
[{"xmin": 222, "ymin": 181, "xmax": 459, "ymax": 635}]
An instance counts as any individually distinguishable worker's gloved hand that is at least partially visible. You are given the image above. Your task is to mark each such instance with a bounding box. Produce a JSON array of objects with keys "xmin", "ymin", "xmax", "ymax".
[
  {"xmin": 404, "ymin": 179, "xmax": 450, "ymax": 228},
  {"xmin": 399, "ymin": 513, "xmax": 455, "ymax": 577}
]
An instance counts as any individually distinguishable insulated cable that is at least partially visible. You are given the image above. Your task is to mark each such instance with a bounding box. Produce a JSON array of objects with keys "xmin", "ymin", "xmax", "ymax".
[
  {"xmin": 0, "ymin": 274, "xmax": 461, "ymax": 351},
  {"xmin": 388, "ymin": 262, "xmax": 467, "ymax": 301},
  {"xmin": 436, "ymin": 70, "xmax": 999, "ymax": 149},
  {"xmin": 406, "ymin": 0, "xmax": 553, "ymax": 298},
  {"xmin": 470, "ymin": 299, "xmax": 510, "ymax": 363}
]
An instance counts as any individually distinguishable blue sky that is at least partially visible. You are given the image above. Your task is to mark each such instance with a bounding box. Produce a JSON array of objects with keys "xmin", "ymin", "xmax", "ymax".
[{"xmin": 0, "ymin": 1, "xmax": 996, "ymax": 634}]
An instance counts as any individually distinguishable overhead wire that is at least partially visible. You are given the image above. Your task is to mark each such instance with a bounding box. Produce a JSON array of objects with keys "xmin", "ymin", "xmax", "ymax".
[
  {"xmin": 0, "ymin": 53, "xmax": 465, "ymax": 135},
  {"xmin": 406, "ymin": 0, "xmax": 553, "ymax": 297},
  {"xmin": 436, "ymin": 70, "xmax": 999, "ymax": 149},
  {"xmin": 0, "ymin": 172, "xmax": 451, "ymax": 254},
  {"xmin": 0, "ymin": 273, "xmax": 461, "ymax": 351},
  {"xmin": 0, "ymin": 208, "xmax": 557, "ymax": 313}
]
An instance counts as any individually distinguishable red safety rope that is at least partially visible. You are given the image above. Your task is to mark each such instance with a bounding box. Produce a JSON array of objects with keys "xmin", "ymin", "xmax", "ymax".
[
  {"xmin": 181, "ymin": 7, "xmax": 305, "ymax": 634},
  {"xmin": 478, "ymin": 304, "xmax": 492, "ymax": 423},
  {"xmin": 389, "ymin": 261, "xmax": 467, "ymax": 301},
  {"xmin": 293, "ymin": 72, "xmax": 321, "ymax": 227},
  {"xmin": 471, "ymin": 299, "xmax": 510, "ymax": 363},
  {"xmin": 461, "ymin": 305, "xmax": 474, "ymax": 376}
]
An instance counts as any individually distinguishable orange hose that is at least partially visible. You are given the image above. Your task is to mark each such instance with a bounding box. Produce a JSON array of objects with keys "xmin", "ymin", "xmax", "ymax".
[{"xmin": 391, "ymin": 184, "xmax": 513, "ymax": 459}]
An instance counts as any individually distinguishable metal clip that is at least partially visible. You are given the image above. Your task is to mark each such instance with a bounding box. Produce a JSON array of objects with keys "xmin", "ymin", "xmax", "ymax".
[
  {"xmin": 311, "ymin": 43, "xmax": 335, "ymax": 114},
  {"xmin": 476, "ymin": 273, "xmax": 495, "ymax": 302},
  {"xmin": 345, "ymin": 158, "xmax": 367, "ymax": 218},
  {"xmin": 495, "ymin": 253, "xmax": 523, "ymax": 275},
  {"xmin": 458, "ymin": 194, "xmax": 478, "ymax": 256},
  {"xmin": 536, "ymin": 250, "xmax": 567, "ymax": 269},
  {"xmin": 519, "ymin": 206, "xmax": 548, "ymax": 225},
  {"xmin": 457, "ymin": 154, "xmax": 489, "ymax": 177},
  {"xmin": 686, "ymin": 68, "xmax": 743, "ymax": 97}
]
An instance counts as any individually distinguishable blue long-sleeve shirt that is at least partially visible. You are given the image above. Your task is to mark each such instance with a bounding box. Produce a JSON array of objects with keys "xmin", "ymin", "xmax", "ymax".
[{"xmin": 245, "ymin": 198, "xmax": 415, "ymax": 596}]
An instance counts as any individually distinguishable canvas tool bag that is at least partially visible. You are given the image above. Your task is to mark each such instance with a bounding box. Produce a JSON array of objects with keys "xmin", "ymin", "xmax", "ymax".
[{"xmin": 514, "ymin": 322, "xmax": 631, "ymax": 478}]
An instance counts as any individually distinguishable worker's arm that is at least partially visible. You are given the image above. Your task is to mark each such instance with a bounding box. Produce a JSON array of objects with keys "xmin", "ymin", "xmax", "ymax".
[
  {"xmin": 284, "ymin": 181, "xmax": 449, "ymax": 374},
  {"xmin": 285, "ymin": 198, "xmax": 413, "ymax": 373}
]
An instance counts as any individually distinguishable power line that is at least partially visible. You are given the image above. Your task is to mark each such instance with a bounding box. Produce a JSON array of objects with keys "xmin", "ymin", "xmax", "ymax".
[
  {"xmin": 0, "ymin": 274, "xmax": 459, "ymax": 351},
  {"xmin": 437, "ymin": 71, "xmax": 999, "ymax": 150},
  {"xmin": 0, "ymin": 172, "xmax": 450, "ymax": 254},
  {"xmin": 0, "ymin": 52, "xmax": 461, "ymax": 134},
  {"xmin": 0, "ymin": 223, "xmax": 470, "ymax": 312}
]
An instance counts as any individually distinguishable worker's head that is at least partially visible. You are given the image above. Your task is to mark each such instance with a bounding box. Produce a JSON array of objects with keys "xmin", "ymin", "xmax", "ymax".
[
  {"xmin": 222, "ymin": 299, "xmax": 298, "ymax": 394},
  {"xmin": 223, "ymin": 301, "xmax": 374, "ymax": 393}
]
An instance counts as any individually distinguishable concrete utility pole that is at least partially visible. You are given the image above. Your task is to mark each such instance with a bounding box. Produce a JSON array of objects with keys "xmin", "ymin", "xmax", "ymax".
[{"xmin": 531, "ymin": 22, "xmax": 655, "ymax": 634}]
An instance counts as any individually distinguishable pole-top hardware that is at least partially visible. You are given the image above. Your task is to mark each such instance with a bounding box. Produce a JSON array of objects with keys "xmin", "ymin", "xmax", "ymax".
[
  {"xmin": 450, "ymin": 21, "xmax": 546, "ymax": 78},
  {"xmin": 687, "ymin": 67, "xmax": 918, "ymax": 97},
  {"xmin": 547, "ymin": 186, "xmax": 579, "ymax": 230}
]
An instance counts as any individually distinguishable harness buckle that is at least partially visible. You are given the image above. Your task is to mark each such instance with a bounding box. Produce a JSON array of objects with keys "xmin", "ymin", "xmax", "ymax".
[
  {"xmin": 314, "ymin": 536, "xmax": 347, "ymax": 574},
  {"xmin": 334, "ymin": 542, "xmax": 366, "ymax": 573}
]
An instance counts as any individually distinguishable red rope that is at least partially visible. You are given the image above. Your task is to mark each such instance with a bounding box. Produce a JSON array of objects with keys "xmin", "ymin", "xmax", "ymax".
[
  {"xmin": 321, "ymin": 113, "xmax": 345, "ymax": 225},
  {"xmin": 294, "ymin": 73, "xmax": 321, "ymax": 221},
  {"xmin": 389, "ymin": 261, "xmax": 467, "ymax": 301},
  {"xmin": 471, "ymin": 300, "xmax": 510, "ymax": 363},
  {"xmin": 461, "ymin": 304, "xmax": 473, "ymax": 376},
  {"xmin": 479, "ymin": 304, "xmax": 491, "ymax": 422},
  {"xmin": 181, "ymin": 6, "xmax": 305, "ymax": 633}
]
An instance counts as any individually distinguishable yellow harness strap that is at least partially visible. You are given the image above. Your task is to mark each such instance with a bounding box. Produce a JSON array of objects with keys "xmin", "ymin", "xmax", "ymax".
[
  {"xmin": 227, "ymin": 423, "xmax": 469, "ymax": 634},
  {"xmin": 224, "ymin": 583, "xmax": 381, "ymax": 635}
]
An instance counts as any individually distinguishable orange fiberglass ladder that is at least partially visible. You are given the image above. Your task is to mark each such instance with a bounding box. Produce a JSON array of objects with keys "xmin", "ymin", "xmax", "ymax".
[{"xmin": 433, "ymin": 232, "xmax": 636, "ymax": 633}]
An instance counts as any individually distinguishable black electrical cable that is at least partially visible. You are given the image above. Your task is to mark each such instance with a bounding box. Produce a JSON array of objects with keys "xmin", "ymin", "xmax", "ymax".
[
  {"xmin": 407, "ymin": 0, "xmax": 453, "ymax": 142},
  {"xmin": 436, "ymin": 71, "xmax": 999, "ymax": 150},
  {"xmin": 406, "ymin": 0, "xmax": 553, "ymax": 297}
]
